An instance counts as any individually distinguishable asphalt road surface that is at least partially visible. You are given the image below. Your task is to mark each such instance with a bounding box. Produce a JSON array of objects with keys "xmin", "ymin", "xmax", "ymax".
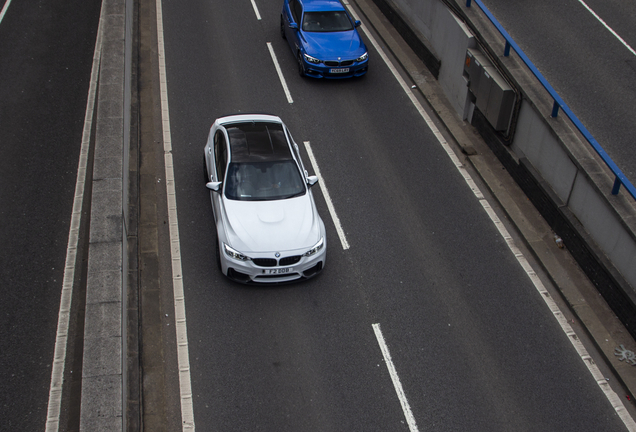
[
  {"xmin": 150, "ymin": 0, "xmax": 633, "ymax": 430},
  {"xmin": 0, "ymin": 0, "xmax": 101, "ymax": 430},
  {"xmin": 1, "ymin": 0, "xmax": 635, "ymax": 430}
]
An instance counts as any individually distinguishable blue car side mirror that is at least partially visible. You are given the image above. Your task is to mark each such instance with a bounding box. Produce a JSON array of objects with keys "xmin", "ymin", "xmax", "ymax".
[
  {"xmin": 290, "ymin": 23, "xmax": 298, "ymax": 30},
  {"xmin": 355, "ymin": 20, "xmax": 361, "ymax": 27}
]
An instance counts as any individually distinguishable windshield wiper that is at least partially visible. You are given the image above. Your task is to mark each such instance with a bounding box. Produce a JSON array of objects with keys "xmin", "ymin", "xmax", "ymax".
[{"xmin": 282, "ymin": 191, "xmax": 306, "ymax": 199}]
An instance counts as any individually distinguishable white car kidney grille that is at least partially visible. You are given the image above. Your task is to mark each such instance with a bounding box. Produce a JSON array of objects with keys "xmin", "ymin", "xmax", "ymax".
[
  {"xmin": 252, "ymin": 256, "xmax": 302, "ymax": 267},
  {"xmin": 279, "ymin": 255, "xmax": 301, "ymax": 266},
  {"xmin": 252, "ymin": 258, "xmax": 277, "ymax": 267}
]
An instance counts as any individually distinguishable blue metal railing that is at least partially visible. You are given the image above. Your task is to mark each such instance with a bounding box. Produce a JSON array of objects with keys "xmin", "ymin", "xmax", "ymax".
[{"xmin": 466, "ymin": 0, "xmax": 636, "ymax": 200}]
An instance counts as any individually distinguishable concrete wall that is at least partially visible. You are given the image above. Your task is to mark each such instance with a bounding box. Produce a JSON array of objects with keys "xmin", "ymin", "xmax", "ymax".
[
  {"xmin": 512, "ymin": 103, "xmax": 579, "ymax": 204},
  {"xmin": 373, "ymin": 0, "xmax": 636, "ymax": 333},
  {"xmin": 393, "ymin": 0, "xmax": 476, "ymax": 118}
]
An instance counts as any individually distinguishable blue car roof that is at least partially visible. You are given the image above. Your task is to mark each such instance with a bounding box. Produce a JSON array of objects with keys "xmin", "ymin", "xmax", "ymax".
[{"xmin": 301, "ymin": 0, "xmax": 346, "ymax": 12}]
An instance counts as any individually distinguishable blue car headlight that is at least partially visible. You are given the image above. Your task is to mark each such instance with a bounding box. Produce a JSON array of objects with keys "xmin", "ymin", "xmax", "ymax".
[
  {"xmin": 303, "ymin": 237, "xmax": 324, "ymax": 257},
  {"xmin": 356, "ymin": 52, "xmax": 368, "ymax": 62},
  {"xmin": 224, "ymin": 243, "xmax": 251, "ymax": 261},
  {"xmin": 303, "ymin": 53, "xmax": 322, "ymax": 65}
]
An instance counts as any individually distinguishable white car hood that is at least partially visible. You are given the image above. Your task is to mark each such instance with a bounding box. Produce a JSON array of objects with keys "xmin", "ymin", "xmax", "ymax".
[{"xmin": 222, "ymin": 194, "xmax": 321, "ymax": 253}]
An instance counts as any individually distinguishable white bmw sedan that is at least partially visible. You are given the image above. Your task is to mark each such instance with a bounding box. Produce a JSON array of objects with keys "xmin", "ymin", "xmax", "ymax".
[{"xmin": 204, "ymin": 114, "xmax": 326, "ymax": 283}]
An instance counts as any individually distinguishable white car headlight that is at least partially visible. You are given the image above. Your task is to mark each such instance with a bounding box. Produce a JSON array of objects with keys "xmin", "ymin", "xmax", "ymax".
[
  {"xmin": 356, "ymin": 52, "xmax": 368, "ymax": 62},
  {"xmin": 224, "ymin": 243, "xmax": 251, "ymax": 261},
  {"xmin": 303, "ymin": 237, "xmax": 324, "ymax": 257},
  {"xmin": 303, "ymin": 53, "xmax": 322, "ymax": 64}
]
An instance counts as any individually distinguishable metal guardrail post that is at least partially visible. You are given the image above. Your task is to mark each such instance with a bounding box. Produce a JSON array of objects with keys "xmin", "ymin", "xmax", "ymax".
[
  {"xmin": 551, "ymin": 101, "xmax": 560, "ymax": 117},
  {"xmin": 612, "ymin": 177, "xmax": 622, "ymax": 195}
]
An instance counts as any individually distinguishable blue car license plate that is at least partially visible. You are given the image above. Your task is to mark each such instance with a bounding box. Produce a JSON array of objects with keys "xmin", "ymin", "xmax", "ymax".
[{"xmin": 330, "ymin": 68, "xmax": 349, "ymax": 74}]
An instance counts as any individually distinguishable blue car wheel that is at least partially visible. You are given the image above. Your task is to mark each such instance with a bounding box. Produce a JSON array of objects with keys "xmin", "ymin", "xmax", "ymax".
[{"xmin": 280, "ymin": 16, "xmax": 286, "ymax": 40}]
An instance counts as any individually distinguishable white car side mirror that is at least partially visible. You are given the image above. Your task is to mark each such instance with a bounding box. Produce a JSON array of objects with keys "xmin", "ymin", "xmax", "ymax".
[
  {"xmin": 307, "ymin": 176, "xmax": 319, "ymax": 187},
  {"xmin": 206, "ymin": 181, "xmax": 222, "ymax": 192}
]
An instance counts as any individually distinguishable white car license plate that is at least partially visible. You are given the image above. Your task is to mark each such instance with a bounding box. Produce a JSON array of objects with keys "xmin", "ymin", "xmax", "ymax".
[
  {"xmin": 330, "ymin": 68, "xmax": 349, "ymax": 74},
  {"xmin": 263, "ymin": 267, "xmax": 293, "ymax": 275}
]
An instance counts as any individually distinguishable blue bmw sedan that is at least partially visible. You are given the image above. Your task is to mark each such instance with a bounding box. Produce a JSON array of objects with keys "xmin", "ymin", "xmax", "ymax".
[{"xmin": 281, "ymin": 0, "xmax": 369, "ymax": 78}]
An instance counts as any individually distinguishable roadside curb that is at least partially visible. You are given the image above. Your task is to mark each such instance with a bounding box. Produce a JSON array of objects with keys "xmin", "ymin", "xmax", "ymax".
[
  {"xmin": 79, "ymin": 0, "xmax": 134, "ymax": 430},
  {"xmin": 352, "ymin": 0, "xmax": 636, "ymax": 404}
]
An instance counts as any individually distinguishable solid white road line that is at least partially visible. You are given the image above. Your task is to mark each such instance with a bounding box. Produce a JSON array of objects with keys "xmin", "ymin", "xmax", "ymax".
[
  {"xmin": 373, "ymin": 323, "xmax": 419, "ymax": 432},
  {"xmin": 250, "ymin": 0, "xmax": 261, "ymax": 20},
  {"xmin": 346, "ymin": 2, "xmax": 636, "ymax": 429},
  {"xmin": 303, "ymin": 141, "xmax": 350, "ymax": 250},
  {"xmin": 156, "ymin": 0, "xmax": 196, "ymax": 429},
  {"xmin": 577, "ymin": 0, "xmax": 636, "ymax": 57},
  {"xmin": 267, "ymin": 42, "xmax": 294, "ymax": 104},
  {"xmin": 0, "ymin": 0, "xmax": 13, "ymax": 24},
  {"xmin": 44, "ymin": 8, "xmax": 103, "ymax": 432}
]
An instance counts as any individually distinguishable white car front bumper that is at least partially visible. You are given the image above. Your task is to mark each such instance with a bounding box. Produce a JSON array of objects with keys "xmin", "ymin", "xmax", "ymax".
[{"xmin": 221, "ymin": 242, "xmax": 326, "ymax": 284}]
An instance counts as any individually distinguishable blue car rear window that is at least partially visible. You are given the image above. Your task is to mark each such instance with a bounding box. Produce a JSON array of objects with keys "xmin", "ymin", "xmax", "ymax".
[{"xmin": 302, "ymin": 11, "xmax": 353, "ymax": 32}]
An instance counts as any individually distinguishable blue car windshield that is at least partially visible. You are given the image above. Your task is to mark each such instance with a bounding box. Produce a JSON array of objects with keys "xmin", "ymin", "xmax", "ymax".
[
  {"xmin": 302, "ymin": 11, "xmax": 353, "ymax": 32},
  {"xmin": 225, "ymin": 161, "xmax": 306, "ymax": 201}
]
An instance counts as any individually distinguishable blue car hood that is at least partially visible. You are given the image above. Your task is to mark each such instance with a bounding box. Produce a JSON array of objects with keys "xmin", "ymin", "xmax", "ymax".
[{"xmin": 302, "ymin": 31, "xmax": 366, "ymax": 60}]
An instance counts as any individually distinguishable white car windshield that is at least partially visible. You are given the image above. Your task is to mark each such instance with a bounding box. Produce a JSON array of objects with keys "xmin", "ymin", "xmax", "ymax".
[
  {"xmin": 225, "ymin": 161, "xmax": 306, "ymax": 201},
  {"xmin": 302, "ymin": 11, "xmax": 353, "ymax": 32}
]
